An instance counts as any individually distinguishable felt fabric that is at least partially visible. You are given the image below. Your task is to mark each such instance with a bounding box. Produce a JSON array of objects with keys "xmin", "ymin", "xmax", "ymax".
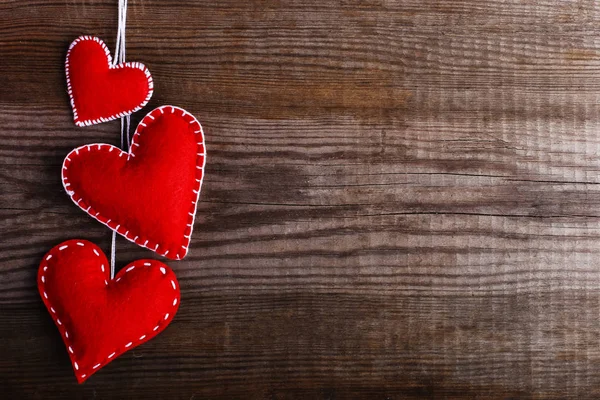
[
  {"xmin": 66, "ymin": 36, "xmax": 153, "ymax": 126},
  {"xmin": 62, "ymin": 105, "xmax": 206, "ymax": 260},
  {"xmin": 38, "ymin": 239, "xmax": 180, "ymax": 383}
]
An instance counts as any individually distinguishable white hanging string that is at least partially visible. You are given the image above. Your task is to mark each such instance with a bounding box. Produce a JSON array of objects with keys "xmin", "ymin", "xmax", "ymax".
[{"xmin": 110, "ymin": 0, "xmax": 131, "ymax": 279}]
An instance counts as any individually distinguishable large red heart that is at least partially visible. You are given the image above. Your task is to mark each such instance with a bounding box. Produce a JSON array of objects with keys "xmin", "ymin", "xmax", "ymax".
[
  {"xmin": 62, "ymin": 105, "xmax": 206, "ymax": 260},
  {"xmin": 38, "ymin": 240, "xmax": 180, "ymax": 383},
  {"xmin": 66, "ymin": 36, "xmax": 153, "ymax": 126}
]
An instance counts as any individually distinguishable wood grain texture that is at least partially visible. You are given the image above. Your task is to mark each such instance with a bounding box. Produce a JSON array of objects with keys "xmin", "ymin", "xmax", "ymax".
[{"xmin": 3, "ymin": 0, "xmax": 600, "ymax": 398}]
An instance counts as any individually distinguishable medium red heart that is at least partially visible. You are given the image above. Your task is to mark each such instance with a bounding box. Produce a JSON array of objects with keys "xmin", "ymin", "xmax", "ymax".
[
  {"xmin": 62, "ymin": 105, "xmax": 206, "ymax": 260},
  {"xmin": 38, "ymin": 240, "xmax": 180, "ymax": 383},
  {"xmin": 66, "ymin": 36, "xmax": 153, "ymax": 126}
]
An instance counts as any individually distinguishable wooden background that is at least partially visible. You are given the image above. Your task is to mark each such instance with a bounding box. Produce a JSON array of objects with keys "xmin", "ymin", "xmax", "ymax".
[{"xmin": 4, "ymin": 0, "xmax": 600, "ymax": 398}]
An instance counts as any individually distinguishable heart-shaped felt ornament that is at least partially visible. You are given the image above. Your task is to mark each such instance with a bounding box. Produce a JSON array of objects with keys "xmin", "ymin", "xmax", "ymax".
[
  {"xmin": 66, "ymin": 36, "xmax": 153, "ymax": 126},
  {"xmin": 62, "ymin": 105, "xmax": 206, "ymax": 260},
  {"xmin": 38, "ymin": 240, "xmax": 180, "ymax": 383}
]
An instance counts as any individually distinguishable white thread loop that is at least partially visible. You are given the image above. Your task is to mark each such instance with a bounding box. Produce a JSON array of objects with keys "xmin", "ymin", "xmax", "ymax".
[
  {"xmin": 114, "ymin": 0, "xmax": 128, "ymax": 66},
  {"xmin": 110, "ymin": 0, "xmax": 130, "ymax": 279}
]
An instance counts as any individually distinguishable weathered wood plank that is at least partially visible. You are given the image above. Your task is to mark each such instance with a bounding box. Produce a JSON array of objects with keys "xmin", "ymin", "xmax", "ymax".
[{"xmin": 3, "ymin": 0, "xmax": 600, "ymax": 398}]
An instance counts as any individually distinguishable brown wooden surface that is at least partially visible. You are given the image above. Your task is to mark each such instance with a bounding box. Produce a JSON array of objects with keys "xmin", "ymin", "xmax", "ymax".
[{"xmin": 4, "ymin": 0, "xmax": 600, "ymax": 398}]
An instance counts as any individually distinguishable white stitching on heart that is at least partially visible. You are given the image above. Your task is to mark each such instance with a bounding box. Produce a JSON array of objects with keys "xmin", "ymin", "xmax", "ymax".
[
  {"xmin": 39, "ymin": 241, "xmax": 180, "ymax": 382},
  {"xmin": 65, "ymin": 36, "xmax": 154, "ymax": 127},
  {"xmin": 61, "ymin": 105, "xmax": 206, "ymax": 260}
]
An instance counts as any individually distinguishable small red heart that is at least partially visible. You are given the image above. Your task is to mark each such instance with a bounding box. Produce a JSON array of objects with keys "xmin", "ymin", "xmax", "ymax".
[
  {"xmin": 38, "ymin": 240, "xmax": 180, "ymax": 383},
  {"xmin": 66, "ymin": 36, "xmax": 153, "ymax": 126},
  {"xmin": 62, "ymin": 105, "xmax": 206, "ymax": 260}
]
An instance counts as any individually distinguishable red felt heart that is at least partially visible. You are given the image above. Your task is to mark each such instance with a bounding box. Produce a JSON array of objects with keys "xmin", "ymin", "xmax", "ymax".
[
  {"xmin": 66, "ymin": 36, "xmax": 153, "ymax": 126},
  {"xmin": 62, "ymin": 105, "xmax": 206, "ymax": 260},
  {"xmin": 38, "ymin": 239, "xmax": 180, "ymax": 383}
]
